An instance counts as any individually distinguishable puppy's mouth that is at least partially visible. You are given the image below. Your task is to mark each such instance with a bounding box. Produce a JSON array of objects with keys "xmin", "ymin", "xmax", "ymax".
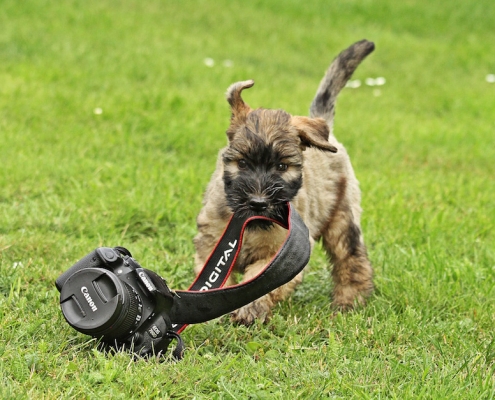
[
  {"xmin": 223, "ymin": 176, "xmax": 293, "ymax": 224},
  {"xmin": 229, "ymin": 197, "xmax": 287, "ymax": 228}
]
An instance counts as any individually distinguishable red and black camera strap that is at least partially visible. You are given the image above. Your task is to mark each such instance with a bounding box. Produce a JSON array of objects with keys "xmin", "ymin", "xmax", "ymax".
[{"xmin": 168, "ymin": 203, "xmax": 310, "ymax": 338}]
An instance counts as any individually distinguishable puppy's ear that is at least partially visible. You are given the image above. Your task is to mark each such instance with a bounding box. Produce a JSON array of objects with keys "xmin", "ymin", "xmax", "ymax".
[
  {"xmin": 291, "ymin": 116, "xmax": 338, "ymax": 153},
  {"xmin": 225, "ymin": 80, "xmax": 254, "ymax": 140}
]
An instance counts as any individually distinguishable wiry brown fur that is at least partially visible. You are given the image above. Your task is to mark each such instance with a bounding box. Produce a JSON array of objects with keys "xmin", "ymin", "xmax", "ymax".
[{"xmin": 194, "ymin": 40, "xmax": 375, "ymax": 325}]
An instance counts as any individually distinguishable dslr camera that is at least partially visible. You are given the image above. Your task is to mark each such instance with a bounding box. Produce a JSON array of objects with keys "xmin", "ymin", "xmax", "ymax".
[{"xmin": 55, "ymin": 247, "xmax": 179, "ymax": 357}]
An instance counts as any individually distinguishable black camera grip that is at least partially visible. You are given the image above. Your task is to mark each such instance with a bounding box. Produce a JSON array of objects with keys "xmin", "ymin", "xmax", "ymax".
[
  {"xmin": 55, "ymin": 250, "xmax": 100, "ymax": 291},
  {"xmin": 55, "ymin": 247, "xmax": 120, "ymax": 291}
]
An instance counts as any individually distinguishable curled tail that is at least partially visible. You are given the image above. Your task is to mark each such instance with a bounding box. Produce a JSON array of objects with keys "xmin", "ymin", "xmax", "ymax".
[{"xmin": 310, "ymin": 39, "xmax": 375, "ymax": 129}]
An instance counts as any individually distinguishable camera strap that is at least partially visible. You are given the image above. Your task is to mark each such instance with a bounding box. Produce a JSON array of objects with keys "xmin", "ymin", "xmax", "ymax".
[
  {"xmin": 55, "ymin": 202, "xmax": 310, "ymax": 360},
  {"xmin": 169, "ymin": 202, "xmax": 310, "ymax": 335}
]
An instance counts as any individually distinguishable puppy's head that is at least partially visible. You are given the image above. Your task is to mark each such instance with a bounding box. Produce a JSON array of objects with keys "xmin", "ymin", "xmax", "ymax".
[{"xmin": 221, "ymin": 80, "xmax": 337, "ymax": 221}]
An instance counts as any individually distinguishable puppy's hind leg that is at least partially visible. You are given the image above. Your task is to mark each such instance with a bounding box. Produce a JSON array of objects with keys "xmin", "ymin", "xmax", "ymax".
[{"xmin": 321, "ymin": 198, "xmax": 373, "ymax": 310}]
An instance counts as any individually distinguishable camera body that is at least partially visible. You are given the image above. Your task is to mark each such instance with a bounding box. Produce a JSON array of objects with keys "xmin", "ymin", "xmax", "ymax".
[{"xmin": 56, "ymin": 247, "xmax": 176, "ymax": 357}]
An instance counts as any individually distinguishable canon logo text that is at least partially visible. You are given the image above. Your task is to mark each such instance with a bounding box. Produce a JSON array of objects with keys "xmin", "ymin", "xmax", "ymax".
[{"xmin": 81, "ymin": 286, "xmax": 98, "ymax": 312}]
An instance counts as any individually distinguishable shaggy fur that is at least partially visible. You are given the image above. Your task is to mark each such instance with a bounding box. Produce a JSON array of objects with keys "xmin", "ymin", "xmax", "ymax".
[{"xmin": 193, "ymin": 40, "xmax": 375, "ymax": 325}]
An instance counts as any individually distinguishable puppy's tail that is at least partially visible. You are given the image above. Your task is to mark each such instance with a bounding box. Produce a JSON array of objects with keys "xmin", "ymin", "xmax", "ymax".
[{"xmin": 310, "ymin": 39, "xmax": 375, "ymax": 129}]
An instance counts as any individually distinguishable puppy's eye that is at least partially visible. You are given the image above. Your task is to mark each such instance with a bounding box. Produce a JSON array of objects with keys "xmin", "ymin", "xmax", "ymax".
[
  {"xmin": 276, "ymin": 163, "xmax": 288, "ymax": 172},
  {"xmin": 238, "ymin": 159, "xmax": 247, "ymax": 169}
]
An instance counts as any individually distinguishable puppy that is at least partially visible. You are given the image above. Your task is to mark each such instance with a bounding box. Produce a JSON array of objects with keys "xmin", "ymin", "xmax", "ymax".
[{"xmin": 193, "ymin": 40, "xmax": 375, "ymax": 325}]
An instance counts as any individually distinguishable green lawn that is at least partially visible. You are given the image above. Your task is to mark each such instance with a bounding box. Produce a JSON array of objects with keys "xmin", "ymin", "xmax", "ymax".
[{"xmin": 1, "ymin": 0, "xmax": 495, "ymax": 398}]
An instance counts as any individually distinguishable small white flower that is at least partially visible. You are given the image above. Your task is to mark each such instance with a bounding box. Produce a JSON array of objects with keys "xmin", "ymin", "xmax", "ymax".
[
  {"xmin": 365, "ymin": 77, "xmax": 386, "ymax": 86},
  {"xmin": 375, "ymin": 77, "xmax": 386, "ymax": 86},
  {"xmin": 203, "ymin": 58, "xmax": 215, "ymax": 67},
  {"xmin": 345, "ymin": 79, "xmax": 361, "ymax": 88},
  {"xmin": 222, "ymin": 59, "xmax": 234, "ymax": 68},
  {"xmin": 93, "ymin": 107, "xmax": 103, "ymax": 115},
  {"xmin": 486, "ymin": 74, "xmax": 495, "ymax": 83},
  {"xmin": 365, "ymin": 77, "xmax": 376, "ymax": 86}
]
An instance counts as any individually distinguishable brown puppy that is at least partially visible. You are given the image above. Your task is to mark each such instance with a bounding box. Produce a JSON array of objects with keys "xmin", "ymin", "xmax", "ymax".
[{"xmin": 194, "ymin": 40, "xmax": 375, "ymax": 325}]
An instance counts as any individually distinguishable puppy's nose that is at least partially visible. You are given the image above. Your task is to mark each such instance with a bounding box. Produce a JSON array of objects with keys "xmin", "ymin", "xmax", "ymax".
[{"xmin": 248, "ymin": 197, "xmax": 268, "ymax": 212}]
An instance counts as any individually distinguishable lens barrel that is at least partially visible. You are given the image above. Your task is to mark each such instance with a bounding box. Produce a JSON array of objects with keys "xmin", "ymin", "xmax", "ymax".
[{"xmin": 59, "ymin": 268, "xmax": 142, "ymax": 340}]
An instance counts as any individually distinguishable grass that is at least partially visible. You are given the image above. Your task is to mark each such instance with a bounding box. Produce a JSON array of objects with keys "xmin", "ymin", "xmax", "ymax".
[{"xmin": 1, "ymin": 0, "xmax": 495, "ymax": 398}]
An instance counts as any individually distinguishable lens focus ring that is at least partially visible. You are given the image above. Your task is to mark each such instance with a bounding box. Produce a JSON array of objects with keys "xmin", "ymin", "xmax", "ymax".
[{"xmin": 101, "ymin": 282, "xmax": 141, "ymax": 340}]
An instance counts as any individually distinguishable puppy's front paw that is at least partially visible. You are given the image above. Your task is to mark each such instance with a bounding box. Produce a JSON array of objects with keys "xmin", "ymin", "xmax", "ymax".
[
  {"xmin": 332, "ymin": 283, "xmax": 371, "ymax": 311},
  {"xmin": 230, "ymin": 298, "xmax": 273, "ymax": 326}
]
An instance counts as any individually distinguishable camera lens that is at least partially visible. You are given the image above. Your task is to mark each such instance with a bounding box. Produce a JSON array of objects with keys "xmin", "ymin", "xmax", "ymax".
[{"xmin": 60, "ymin": 268, "xmax": 142, "ymax": 340}]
